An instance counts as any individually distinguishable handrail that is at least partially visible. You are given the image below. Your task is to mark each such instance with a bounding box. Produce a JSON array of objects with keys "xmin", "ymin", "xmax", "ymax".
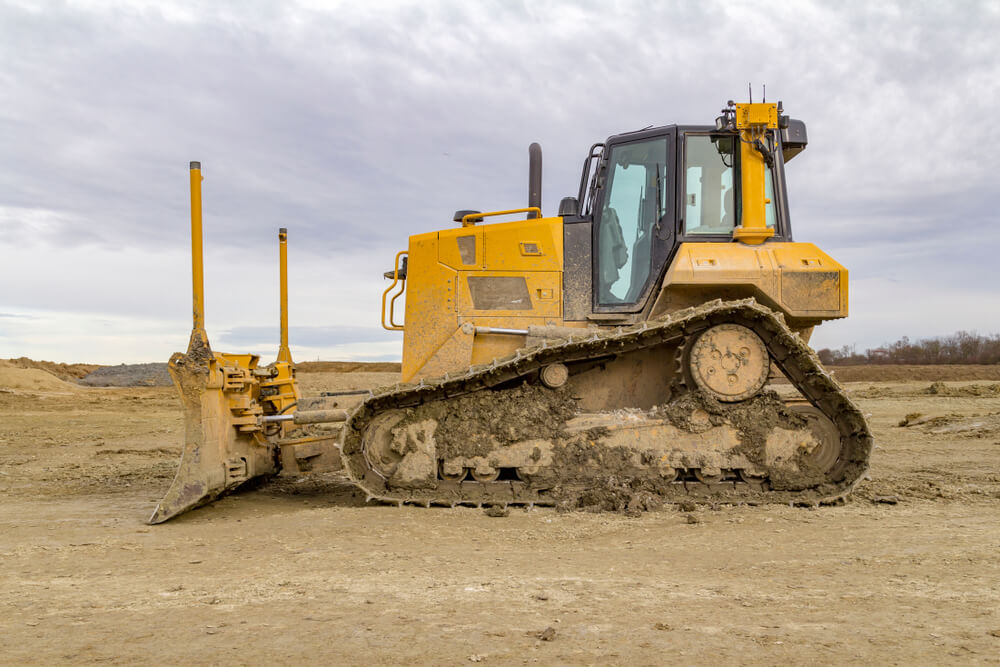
[
  {"xmin": 380, "ymin": 251, "xmax": 407, "ymax": 331},
  {"xmin": 461, "ymin": 207, "xmax": 542, "ymax": 227}
]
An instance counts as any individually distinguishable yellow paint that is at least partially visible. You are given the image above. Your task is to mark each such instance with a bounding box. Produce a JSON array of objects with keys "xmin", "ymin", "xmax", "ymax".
[
  {"xmin": 277, "ymin": 228, "xmax": 291, "ymax": 364},
  {"xmin": 400, "ymin": 233, "xmax": 459, "ymax": 381},
  {"xmin": 482, "ymin": 218, "xmax": 562, "ymax": 271},
  {"xmin": 260, "ymin": 227, "xmax": 300, "ymax": 427},
  {"xmin": 466, "ymin": 315, "xmax": 559, "ymax": 365},
  {"xmin": 656, "ymin": 242, "xmax": 848, "ymax": 319},
  {"xmin": 438, "ymin": 228, "xmax": 483, "ymax": 269},
  {"xmin": 398, "ymin": 216, "xmax": 564, "ymax": 382},
  {"xmin": 736, "ymin": 103, "xmax": 778, "ymax": 129},
  {"xmin": 389, "ymin": 108, "xmax": 848, "ymax": 383},
  {"xmin": 189, "ymin": 163, "xmax": 205, "ymax": 334},
  {"xmin": 398, "ymin": 222, "xmax": 848, "ymax": 381},
  {"xmin": 733, "ymin": 103, "xmax": 777, "ymax": 245},
  {"xmin": 456, "ymin": 271, "xmax": 561, "ymax": 317},
  {"xmin": 414, "ymin": 326, "xmax": 474, "ymax": 379}
]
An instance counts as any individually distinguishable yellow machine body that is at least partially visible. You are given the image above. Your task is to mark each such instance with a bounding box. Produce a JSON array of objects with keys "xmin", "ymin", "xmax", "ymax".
[
  {"xmin": 383, "ymin": 100, "xmax": 844, "ymax": 382},
  {"xmin": 398, "ymin": 216, "xmax": 569, "ymax": 380},
  {"xmin": 396, "ymin": 220, "xmax": 846, "ymax": 382}
]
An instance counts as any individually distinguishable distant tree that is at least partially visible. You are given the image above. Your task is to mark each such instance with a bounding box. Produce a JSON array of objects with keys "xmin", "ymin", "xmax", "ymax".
[{"xmin": 822, "ymin": 331, "xmax": 1000, "ymax": 365}]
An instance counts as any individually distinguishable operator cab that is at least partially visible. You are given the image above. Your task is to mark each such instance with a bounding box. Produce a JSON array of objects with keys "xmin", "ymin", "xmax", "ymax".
[{"xmin": 561, "ymin": 116, "xmax": 807, "ymax": 319}]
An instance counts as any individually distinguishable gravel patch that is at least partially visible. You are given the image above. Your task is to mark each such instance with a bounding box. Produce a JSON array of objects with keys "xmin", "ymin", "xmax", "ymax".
[{"xmin": 78, "ymin": 363, "xmax": 172, "ymax": 387}]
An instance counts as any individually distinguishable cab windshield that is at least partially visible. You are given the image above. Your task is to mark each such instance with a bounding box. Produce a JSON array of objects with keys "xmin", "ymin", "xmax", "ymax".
[{"xmin": 595, "ymin": 137, "xmax": 668, "ymax": 305}]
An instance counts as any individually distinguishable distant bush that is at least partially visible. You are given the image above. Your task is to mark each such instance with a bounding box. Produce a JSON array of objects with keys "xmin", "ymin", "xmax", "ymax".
[{"xmin": 817, "ymin": 331, "xmax": 1000, "ymax": 365}]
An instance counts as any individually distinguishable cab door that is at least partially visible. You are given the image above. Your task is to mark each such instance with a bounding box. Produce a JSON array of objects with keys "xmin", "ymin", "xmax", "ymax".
[{"xmin": 592, "ymin": 130, "xmax": 675, "ymax": 313}]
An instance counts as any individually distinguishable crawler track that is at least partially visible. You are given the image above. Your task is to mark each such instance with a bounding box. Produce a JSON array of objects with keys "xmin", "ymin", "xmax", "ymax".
[{"xmin": 339, "ymin": 299, "xmax": 872, "ymax": 507}]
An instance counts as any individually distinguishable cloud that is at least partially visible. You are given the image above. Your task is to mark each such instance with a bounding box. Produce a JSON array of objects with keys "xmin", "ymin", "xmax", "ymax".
[
  {"xmin": 218, "ymin": 324, "xmax": 391, "ymax": 350},
  {"xmin": 1, "ymin": 0, "xmax": 999, "ymax": 362}
]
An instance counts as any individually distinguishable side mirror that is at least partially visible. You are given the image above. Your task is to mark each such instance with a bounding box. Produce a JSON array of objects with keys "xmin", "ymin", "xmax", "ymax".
[
  {"xmin": 453, "ymin": 209, "xmax": 482, "ymax": 223},
  {"xmin": 557, "ymin": 197, "xmax": 579, "ymax": 217}
]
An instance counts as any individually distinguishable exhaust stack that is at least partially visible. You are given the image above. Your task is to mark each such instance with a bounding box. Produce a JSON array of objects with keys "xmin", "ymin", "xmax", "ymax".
[{"xmin": 528, "ymin": 142, "xmax": 542, "ymax": 218}]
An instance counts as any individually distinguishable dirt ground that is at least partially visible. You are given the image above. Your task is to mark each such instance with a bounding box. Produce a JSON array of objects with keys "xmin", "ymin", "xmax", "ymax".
[
  {"xmin": 1, "ymin": 367, "xmax": 999, "ymax": 664},
  {"xmin": 824, "ymin": 364, "xmax": 1000, "ymax": 383}
]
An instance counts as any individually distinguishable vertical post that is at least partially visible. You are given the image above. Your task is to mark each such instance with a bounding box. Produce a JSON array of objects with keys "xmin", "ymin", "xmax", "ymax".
[
  {"xmin": 732, "ymin": 104, "xmax": 777, "ymax": 245},
  {"xmin": 189, "ymin": 162, "xmax": 207, "ymax": 336},
  {"xmin": 276, "ymin": 227, "xmax": 292, "ymax": 363},
  {"xmin": 528, "ymin": 142, "xmax": 542, "ymax": 219},
  {"xmin": 738, "ymin": 137, "xmax": 767, "ymax": 231}
]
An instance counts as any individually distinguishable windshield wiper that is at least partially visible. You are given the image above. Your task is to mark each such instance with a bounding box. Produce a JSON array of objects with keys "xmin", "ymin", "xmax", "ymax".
[{"xmin": 654, "ymin": 164, "xmax": 665, "ymax": 227}]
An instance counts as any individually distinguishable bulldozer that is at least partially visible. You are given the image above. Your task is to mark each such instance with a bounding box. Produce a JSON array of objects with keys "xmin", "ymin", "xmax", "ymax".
[{"xmin": 149, "ymin": 99, "xmax": 872, "ymax": 524}]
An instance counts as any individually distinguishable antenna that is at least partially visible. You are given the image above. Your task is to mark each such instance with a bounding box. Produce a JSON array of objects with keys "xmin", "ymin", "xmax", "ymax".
[
  {"xmin": 763, "ymin": 84, "xmax": 766, "ymax": 103},
  {"xmin": 748, "ymin": 82, "xmax": 752, "ymax": 103}
]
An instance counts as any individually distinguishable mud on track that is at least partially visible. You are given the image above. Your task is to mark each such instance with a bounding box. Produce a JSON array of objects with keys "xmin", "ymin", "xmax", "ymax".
[{"xmin": 1, "ymin": 371, "xmax": 999, "ymax": 664}]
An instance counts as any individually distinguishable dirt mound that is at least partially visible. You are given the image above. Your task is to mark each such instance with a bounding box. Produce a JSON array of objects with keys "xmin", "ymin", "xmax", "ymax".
[
  {"xmin": 79, "ymin": 363, "xmax": 172, "ymax": 387},
  {"xmin": 898, "ymin": 411, "xmax": 1000, "ymax": 437},
  {"xmin": 0, "ymin": 360, "xmax": 80, "ymax": 392},
  {"xmin": 557, "ymin": 476, "xmax": 666, "ymax": 516},
  {"xmin": 848, "ymin": 385, "xmax": 897, "ymax": 398},
  {"xmin": 924, "ymin": 381, "xmax": 1000, "ymax": 397},
  {"xmin": 296, "ymin": 361, "xmax": 401, "ymax": 374},
  {"xmin": 3, "ymin": 357, "xmax": 100, "ymax": 381}
]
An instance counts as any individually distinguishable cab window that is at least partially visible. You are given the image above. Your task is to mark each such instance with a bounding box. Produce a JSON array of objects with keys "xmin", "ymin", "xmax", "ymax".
[
  {"xmin": 685, "ymin": 134, "xmax": 778, "ymax": 235},
  {"xmin": 684, "ymin": 135, "xmax": 735, "ymax": 235},
  {"xmin": 596, "ymin": 137, "xmax": 667, "ymax": 305},
  {"xmin": 765, "ymin": 166, "xmax": 777, "ymax": 228}
]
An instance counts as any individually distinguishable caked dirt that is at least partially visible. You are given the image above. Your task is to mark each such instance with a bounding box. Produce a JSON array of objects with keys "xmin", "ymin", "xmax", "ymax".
[
  {"xmin": 1, "ymin": 368, "xmax": 999, "ymax": 664},
  {"xmin": 400, "ymin": 384, "xmax": 579, "ymax": 459}
]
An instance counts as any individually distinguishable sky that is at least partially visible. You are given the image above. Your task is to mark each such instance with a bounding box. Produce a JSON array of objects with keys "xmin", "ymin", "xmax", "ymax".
[{"xmin": 1, "ymin": 0, "xmax": 999, "ymax": 364}]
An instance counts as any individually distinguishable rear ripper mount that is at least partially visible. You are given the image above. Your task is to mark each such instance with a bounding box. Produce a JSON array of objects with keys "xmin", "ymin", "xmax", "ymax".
[{"xmin": 150, "ymin": 163, "xmax": 310, "ymax": 524}]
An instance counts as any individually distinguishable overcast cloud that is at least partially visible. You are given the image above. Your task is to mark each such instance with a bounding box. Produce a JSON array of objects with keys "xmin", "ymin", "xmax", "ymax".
[{"xmin": 1, "ymin": 0, "xmax": 999, "ymax": 363}]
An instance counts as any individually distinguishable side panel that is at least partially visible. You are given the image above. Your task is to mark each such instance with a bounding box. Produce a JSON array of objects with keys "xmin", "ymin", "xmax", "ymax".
[
  {"xmin": 651, "ymin": 242, "xmax": 848, "ymax": 326},
  {"xmin": 463, "ymin": 218, "xmax": 564, "ymax": 365},
  {"xmin": 482, "ymin": 218, "xmax": 562, "ymax": 271},
  {"xmin": 771, "ymin": 244, "xmax": 847, "ymax": 315},
  {"xmin": 400, "ymin": 232, "xmax": 459, "ymax": 382},
  {"xmin": 401, "ymin": 217, "xmax": 567, "ymax": 382},
  {"xmin": 466, "ymin": 314, "xmax": 566, "ymax": 366},
  {"xmin": 457, "ymin": 272, "xmax": 561, "ymax": 317},
  {"xmin": 438, "ymin": 228, "xmax": 484, "ymax": 270},
  {"xmin": 562, "ymin": 220, "xmax": 593, "ymax": 321}
]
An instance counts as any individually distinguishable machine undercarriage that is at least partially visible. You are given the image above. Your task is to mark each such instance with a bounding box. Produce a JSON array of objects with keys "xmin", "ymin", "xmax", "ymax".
[{"xmin": 340, "ymin": 299, "xmax": 871, "ymax": 508}]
